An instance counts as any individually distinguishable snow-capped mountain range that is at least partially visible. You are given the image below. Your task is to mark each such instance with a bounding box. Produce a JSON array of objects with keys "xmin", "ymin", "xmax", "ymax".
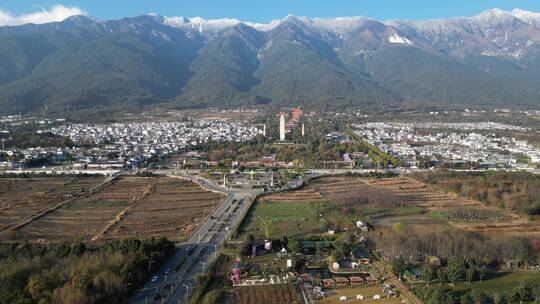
[
  {"xmin": 156, "ymin": 8, "xmax": 540, "ymax": 59},
  {"xmin": 1, "ymin": 8, "xmax": 540, "ymax": 114}
]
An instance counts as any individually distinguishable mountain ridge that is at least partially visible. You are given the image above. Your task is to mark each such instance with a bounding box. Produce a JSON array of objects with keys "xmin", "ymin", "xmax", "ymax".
[{"xmin": 1, "ymin": 8, "xmax": 540, "ymax": 115}]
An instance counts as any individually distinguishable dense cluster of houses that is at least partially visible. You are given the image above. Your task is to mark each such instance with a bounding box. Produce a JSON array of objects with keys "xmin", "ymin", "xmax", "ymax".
[
  {"xmin": 353, "ymin": 122, "xmax": 540, "ymax": 169},
  {"xmin": 0, "ymin": 120, "xmax": 261, "ymax": 170},
  {"xmin": 48, "ymin": 120, "xmax": 261, "ymax": 169}
]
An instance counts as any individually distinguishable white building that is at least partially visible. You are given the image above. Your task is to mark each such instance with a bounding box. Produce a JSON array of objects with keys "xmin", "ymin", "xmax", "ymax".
[{"xmin": 279, "ymin": 113, "xmax": 286, "ymax": 141}]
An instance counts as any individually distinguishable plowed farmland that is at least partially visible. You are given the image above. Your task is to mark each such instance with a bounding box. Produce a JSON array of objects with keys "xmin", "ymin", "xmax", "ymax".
[
  {"xmin": 0, "ymin": 177, "xmax": 104, "ymax": 231},
  {"xmin": 364, "ymin": 177, "xmax": 540, "ymax": 234},
  {"xmin": 232, "ymin": 284, "xmax": 303, "ymax": 304},
  {"xmin": 2, "ymin": 176, "xmax": 224, "ymax": 242},
  {"xmin": 103, "ymin": 177, "xmax": 224, "ymax": 240}
]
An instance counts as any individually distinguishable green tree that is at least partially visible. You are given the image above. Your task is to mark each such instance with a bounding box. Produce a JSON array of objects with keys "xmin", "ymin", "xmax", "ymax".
[
  {"xmin": 287, "ymin": 235, "xmax": 301, "ymax": 253},
  {"xmin": 466, "ymin": 267, "xmax": 477, "ymax": 284},
  {"xmin": 421, "ymin": 265, "xmax": 435, "ymax": 286},
  {"xmin": 202, "ymin": 290, "xmax": 221, "ymax": 304},
  {"xmin": 315, "ymin": 243, "xmax": 325, "ymax": 257},
  {"xmin": 392, "ymin": 222, "xmax": 404, "ymax": 233},
  {"xmin": 447, "ymin": 257, "xmax": 466, "ymax": 285},
  {"xmin": 70, "ymin": 242, "xmax": 86, "ymax": 257},
  {"xmin": 259, "ymin": 217, "xmax": 274, "ymax": 239},
  {"xmin": 430, "ymin": 289, "xmax": 443, "ymax": 304},
  {"xmin": 391, "ymin": 257, "xmax": 407, "ymax": 280},
  {"xmin": 515, "ymin": 280, "xmax": 537, "ymax": 304},
  {"xmin": 460, "ymin": 294, "xmax": 474, "ymax": 304},
  {"xmin": 491, "ymin": 292, "xmax": 502, "ymax": 304},
  {"xmin": 471, "ymin": 289, "xmax": 486, "ymax": 304},
  {"xmin": 436, "ymin": 268, "xmax": 447, "ymax": 285},
  {"xmin": 478, "ymin": 267, "xmax": 486, "ymax": 282}
]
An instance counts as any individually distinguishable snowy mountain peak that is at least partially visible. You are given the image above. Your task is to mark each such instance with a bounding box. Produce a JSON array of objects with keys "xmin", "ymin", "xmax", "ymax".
[
  {"xmin": 510, "ymin": 8, "xmax": 540, "ymax": 26},
  {"xmin": 472, "ymin": 8, "xmax": 521, "ymax": 25},
  {"xmin": 163, "ymin": 16, "xmax": 242, "ymax": 33},
  {"xmin": 388, "ymin": 32, "xmax": 412, "ymax": 45},
  {"xmin": 156, "ymin": 8, "xmax": 540, "ymax": 39}
]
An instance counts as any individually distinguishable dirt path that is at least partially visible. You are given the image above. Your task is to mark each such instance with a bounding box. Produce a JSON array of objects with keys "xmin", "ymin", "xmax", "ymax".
[
  {"xmin": 373, "ymin": 261, "xmax": 423, "ymax": 304},
  {"xmin": 91, "ymin": 184, "xmax": 154, "ymax": 241}
]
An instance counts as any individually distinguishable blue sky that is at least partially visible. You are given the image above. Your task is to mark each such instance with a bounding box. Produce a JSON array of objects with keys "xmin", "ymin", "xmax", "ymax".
[{"xmin": 1, "ymin": 0, "xmax": 540, "ymax": 22}]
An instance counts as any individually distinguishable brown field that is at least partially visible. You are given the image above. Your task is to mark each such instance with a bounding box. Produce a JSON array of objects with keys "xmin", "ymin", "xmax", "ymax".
[
  {"xmin": 364, "ymin": 177, "xmax": 540, "ymax": 235},
  {"xmin": 259, "ymin": 175, "xmax": 540, "ymax": 235},
  {"xmin": 3, "ymin": 176, "xmax": 224, "ymax": 242},
  {"xmin": 103, "ymin": 177, "xmax": 224, "ymax": 240},
  {"xmin": 0, "ymin": 177, "xmax": 104, "ymax": 231},
  {"xmin": 231, "ymin": 284, "xmax": 303, "ymax": 304}
]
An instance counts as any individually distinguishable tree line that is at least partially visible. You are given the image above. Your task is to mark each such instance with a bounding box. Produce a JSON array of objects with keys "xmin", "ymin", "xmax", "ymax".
[
  {"xmin": 413, "ymin": 171, "xmax": 540, "ymax": 216},
  {"xmin": 376, "ymin": 225, "xmax": 539, "ymax": 266},
  {"xmin": 0, "ymin": 238, "xmax": 175, "ymax": 304}
]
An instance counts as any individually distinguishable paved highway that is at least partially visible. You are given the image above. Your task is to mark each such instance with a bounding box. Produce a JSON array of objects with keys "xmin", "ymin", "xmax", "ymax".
[{"xmin": 130, "ymin": 172, "xmax": 260, "ymax": 304}]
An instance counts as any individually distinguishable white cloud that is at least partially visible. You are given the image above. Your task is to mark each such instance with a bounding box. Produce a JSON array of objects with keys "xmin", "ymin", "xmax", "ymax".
[{"xmin": 0, "ymin": 5, "xmax": 86, "ymax": 26}]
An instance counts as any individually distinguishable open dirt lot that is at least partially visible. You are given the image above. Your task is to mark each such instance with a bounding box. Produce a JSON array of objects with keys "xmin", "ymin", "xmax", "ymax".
[{"xmin": 2, "ymin": 176, "xmax": 224, "ymax": 242}]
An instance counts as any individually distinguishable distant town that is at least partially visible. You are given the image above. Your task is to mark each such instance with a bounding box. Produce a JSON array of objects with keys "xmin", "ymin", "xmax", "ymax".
[{"xmin": 353, "ymin": 122, "xmax": 540, "ymax": 170}]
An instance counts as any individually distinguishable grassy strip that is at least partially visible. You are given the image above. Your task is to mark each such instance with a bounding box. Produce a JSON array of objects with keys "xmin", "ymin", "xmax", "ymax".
[{"xmin": 65, "ymin": 200, "xmax": 130, "ymax": 209}]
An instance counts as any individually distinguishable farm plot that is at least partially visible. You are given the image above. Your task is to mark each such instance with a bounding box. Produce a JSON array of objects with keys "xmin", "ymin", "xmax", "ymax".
[
  {"xmin": 103, "ymin": 177, "xmax": 223, "ymax": 241},
  {"xmin": 260, "ymin": 188, "xmax": 323, "ymax": 203},
  {"xmin": 0, "ymin": 177, "xmax": 104, "ymax": 231},
  {"xmin": 13, "ymin": 177, "xmax": 153, "ymax": 241},
  {"xmin": 245, "ymin": 176, "xmax": 425, "ymax": 238},
  {"xmin": 365, "ymin": 177, "xmax": 540, "ymax": 234},
  {"xmin": 9, "ymin": 177, "xmax": 223, "ymax": 242},
  {"xmin": 232, "ymin": 284, "xmax": 303, "ymax": 304},
  {"xmin": 254, "ymin": 175, "xmax": 540, "ymax": 235},
  {"xmin": 260, "ymin": 176, "xmax": 390, "ymax": 204}
]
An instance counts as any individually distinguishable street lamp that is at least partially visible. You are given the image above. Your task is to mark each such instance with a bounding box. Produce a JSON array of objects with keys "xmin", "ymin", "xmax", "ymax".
[
  {"xmin": 211, "ymin": 244, "xmax": 218, "ymax": 261},
  {"xmin": 182, "ymin": 284, "xmax": 190, "ymax": 304},
  {"xmin": 148, "ymin": 260, "xmax": 154, "ymax": 275},
  {"xmin": 123, "ymin": 281, "xmax": 132, "ymax": 304},
  {"xmin": 200, "ymin": 261, "xmax": 206, "ymax": 274}
]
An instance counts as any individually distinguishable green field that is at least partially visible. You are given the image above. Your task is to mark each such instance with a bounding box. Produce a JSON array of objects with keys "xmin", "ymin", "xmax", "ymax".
[
  {"xmin": 239, "ymin": 200, "xmax": 322, "ymax": 239},
  {"xmin": 434, "ymin": 272, "xmax": 540, "ymax": 298}
]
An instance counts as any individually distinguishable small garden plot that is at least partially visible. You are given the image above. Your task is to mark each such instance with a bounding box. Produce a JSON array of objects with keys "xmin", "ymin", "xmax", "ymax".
[
  {"xmin": 232, "ymin": 284, "xmax": 303, "ymax": 304},
  {"xmin": 431, "ymin": 209, "xmax": 506, "ymax": 222}
]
